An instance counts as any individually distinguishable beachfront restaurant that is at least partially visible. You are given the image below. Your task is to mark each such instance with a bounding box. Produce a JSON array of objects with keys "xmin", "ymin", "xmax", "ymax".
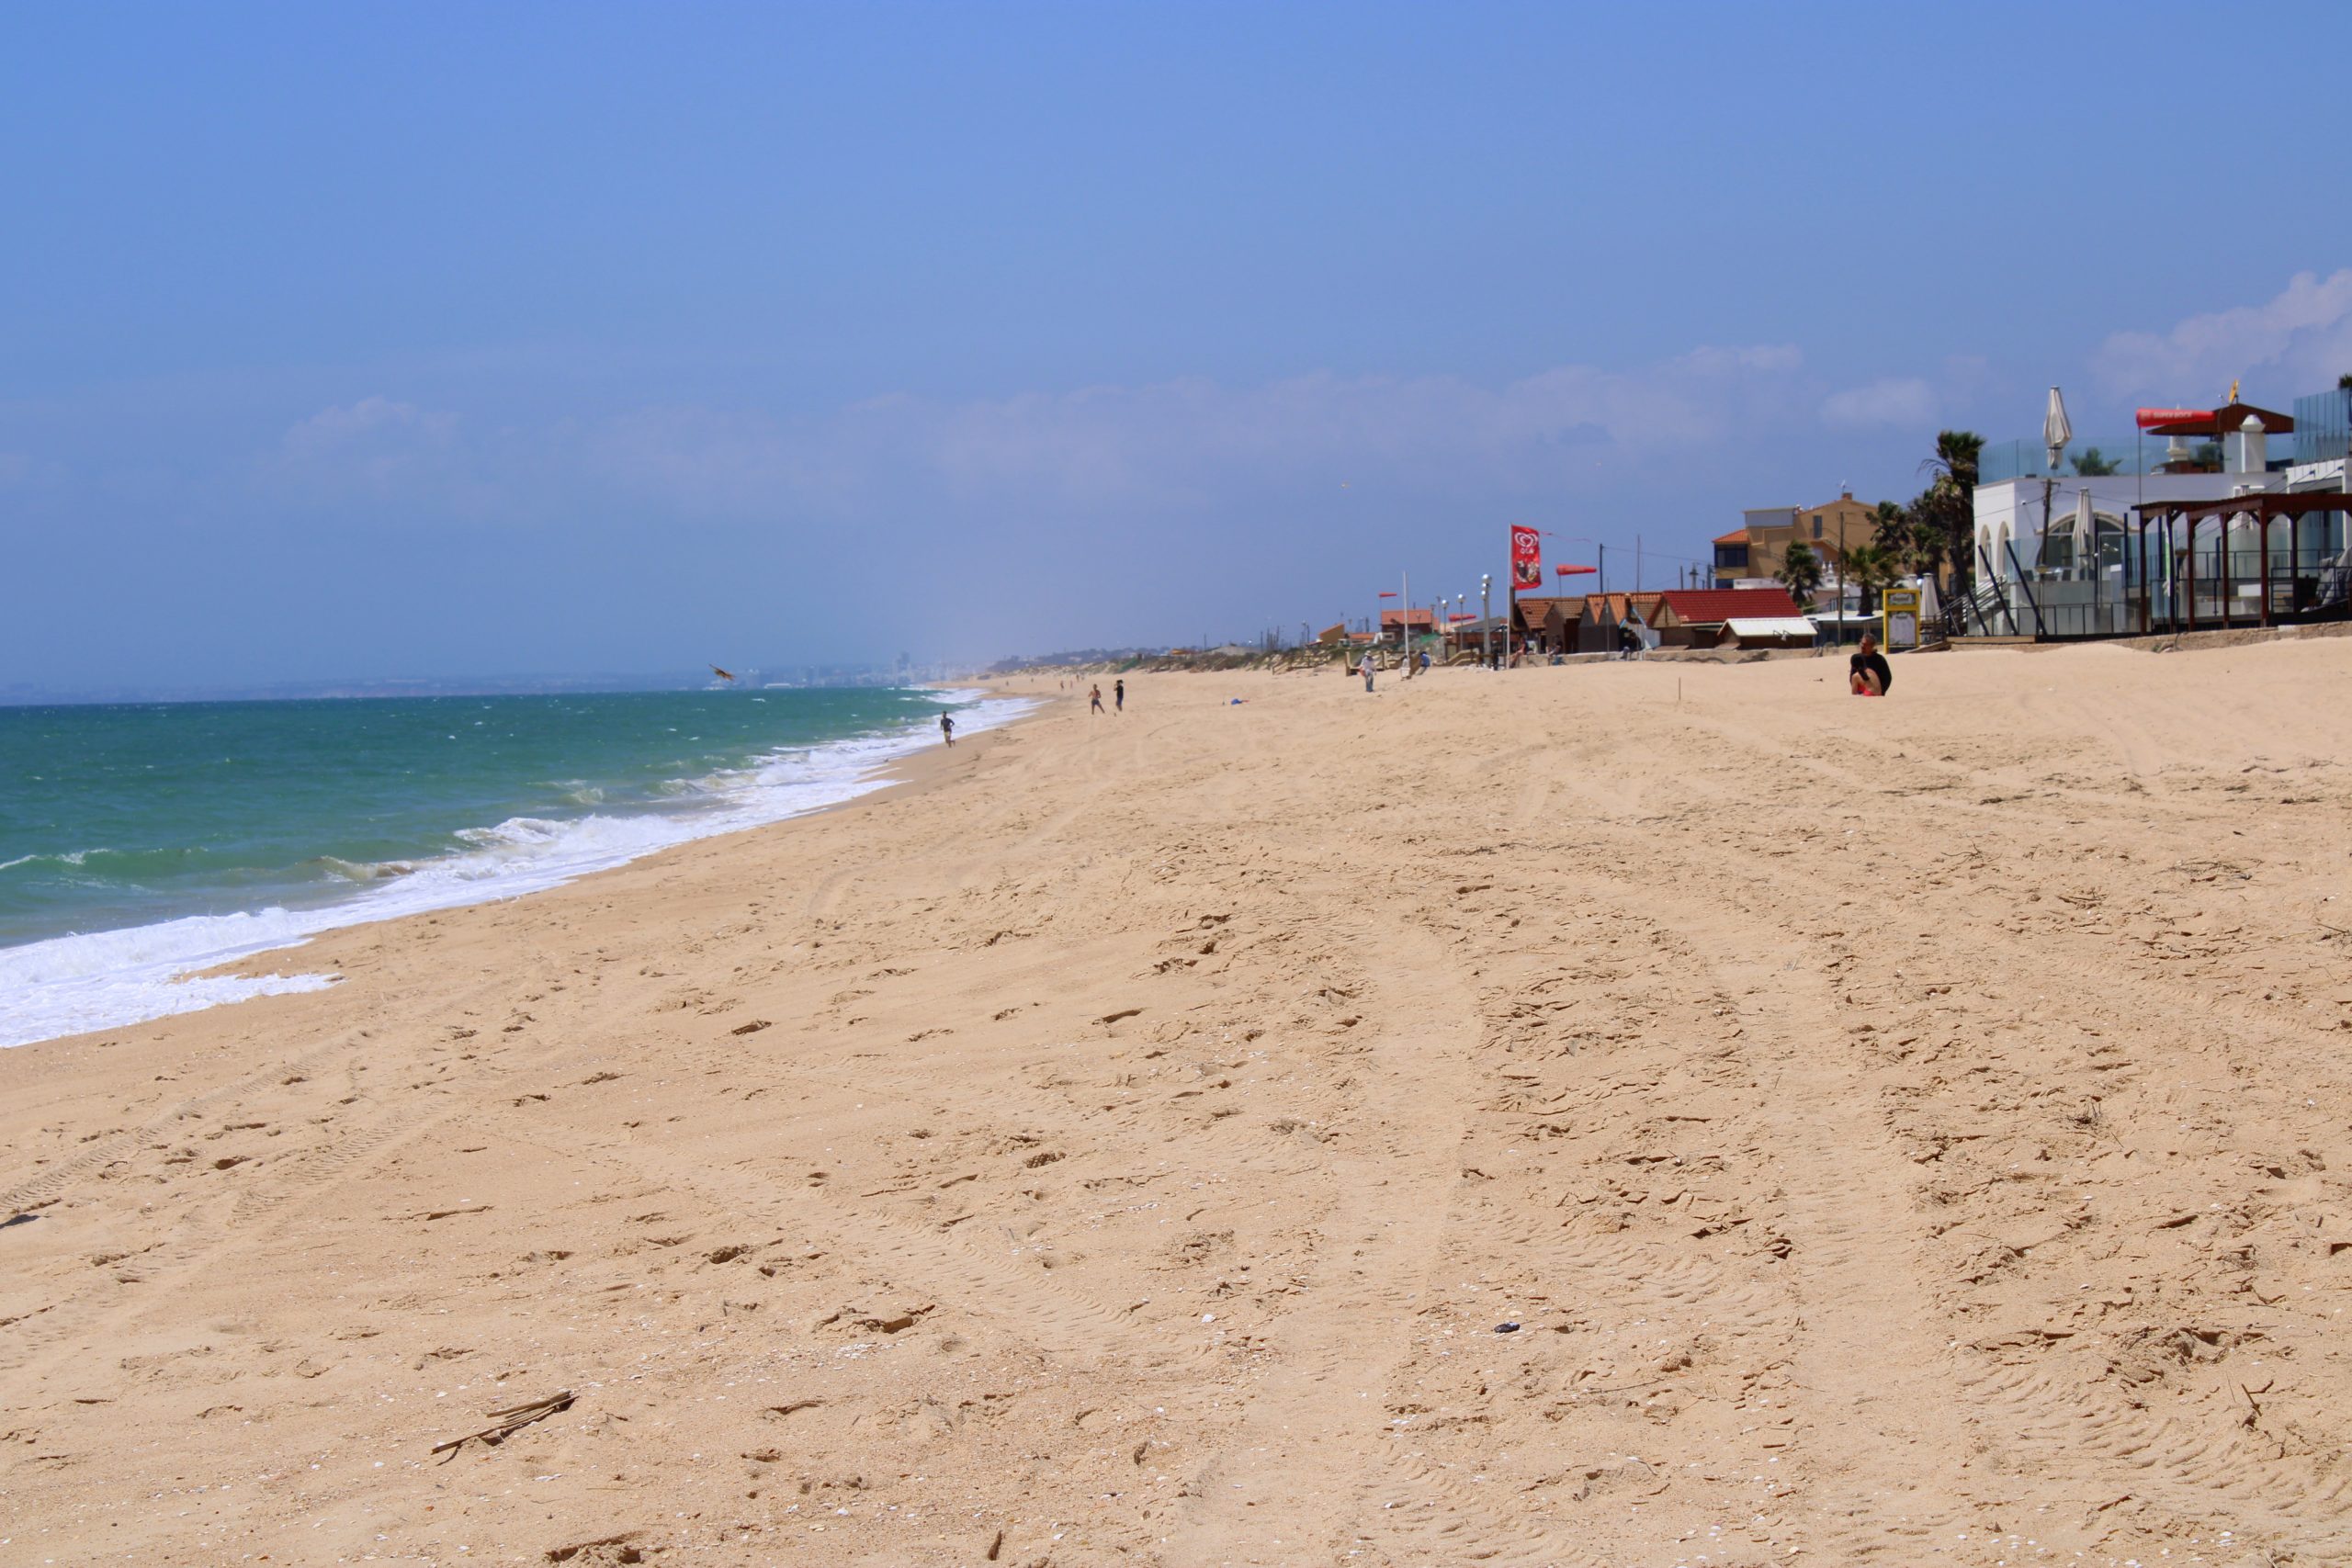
[{"xmin": 1962, "ymin": 398, "xmax": 2348, "ymax": 638}]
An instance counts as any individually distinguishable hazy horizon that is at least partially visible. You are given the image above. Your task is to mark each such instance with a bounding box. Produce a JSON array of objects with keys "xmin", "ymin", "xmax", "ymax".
[{"xmin": 7, "ymin": 1, "xmax": 2351, "ymax": 691}]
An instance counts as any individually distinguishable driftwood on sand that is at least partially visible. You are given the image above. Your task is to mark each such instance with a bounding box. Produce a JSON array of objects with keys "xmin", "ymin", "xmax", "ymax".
[{"xmin": 430, "ymin": 1390, "xmax": 575, "ymax": 1456}]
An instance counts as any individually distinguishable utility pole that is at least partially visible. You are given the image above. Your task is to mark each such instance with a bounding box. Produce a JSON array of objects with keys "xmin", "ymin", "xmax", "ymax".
[
  {"xmin": 1598, "ymin": 543, "xmax": 1606, "ymax": 598},
  {"xmin": 1481, "ymin": 574, "xmax": 1492, "ymax": 668}
]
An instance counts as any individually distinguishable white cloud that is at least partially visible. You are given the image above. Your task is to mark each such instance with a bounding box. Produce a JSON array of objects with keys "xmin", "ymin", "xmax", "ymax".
[
  {"xmin": 1820, "ymin": 377, "xmax": 1938, "ymax": 429},
  {"xmin": 270, "ymin": 397, "xmax": 466, "ymax": 504},
  {"xmin": 250, "ymin": 346, "xmax": 1818, "ymax": 523},
  {"xmin": 583, "ymin": 344, "xmax": 1812, "ymax": 513},
  {"xmin": 2093, "ymin": 269, "xmax": 2352, "ymax": 401}
]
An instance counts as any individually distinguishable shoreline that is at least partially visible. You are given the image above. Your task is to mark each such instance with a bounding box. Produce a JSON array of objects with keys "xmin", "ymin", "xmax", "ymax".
[
  {"xmin": 6, "ymin": 644, "xmax": 2352, "ymax": 1563},
  {"xmin": 0, "ymin": 687, "xmax": 1044, "ymax": 1052}
]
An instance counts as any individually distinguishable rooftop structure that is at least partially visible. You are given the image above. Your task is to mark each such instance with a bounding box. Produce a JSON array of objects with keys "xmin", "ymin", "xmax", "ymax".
[
  {"xmin": 1713, "ymin": 492, "xmax": 1878, "ymax": 587},
  {"xmin": 1962, "ymin": 387, "xmax": 2346, "ymax": 638}
]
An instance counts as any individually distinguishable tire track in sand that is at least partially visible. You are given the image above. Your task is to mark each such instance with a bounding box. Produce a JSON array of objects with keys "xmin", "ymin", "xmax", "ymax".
[{"xmin": 1159, "ymin": 908, "xmax": 1485, "ymax": 1568}]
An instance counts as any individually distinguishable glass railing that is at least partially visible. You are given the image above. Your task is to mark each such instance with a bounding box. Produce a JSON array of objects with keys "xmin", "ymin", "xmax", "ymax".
[
  {"xmin": 2293, "ymin": 389, "xmax": 2351, "ymax": 465},
  {"xmin": 1979, "ymin": 435, "xmax": 2180, "ymax": 483}
]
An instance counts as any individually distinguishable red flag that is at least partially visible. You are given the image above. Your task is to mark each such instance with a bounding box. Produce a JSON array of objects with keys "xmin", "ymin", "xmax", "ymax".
[
  {"xmin": 1510, "ymin": 525, "xmax": 1542, "ymax": 591},
  {"xmin": 1555, "ymin": 563, "xmax": 1596, "ymax": 577}
]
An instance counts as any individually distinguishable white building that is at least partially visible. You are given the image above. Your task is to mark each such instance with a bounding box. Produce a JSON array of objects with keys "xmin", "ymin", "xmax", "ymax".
[{"xmin": 1965, "ymin": 398, "xmax": 2347, "ymax": 637}]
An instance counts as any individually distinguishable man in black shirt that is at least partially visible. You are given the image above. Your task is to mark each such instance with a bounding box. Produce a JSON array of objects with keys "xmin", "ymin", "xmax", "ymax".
[{"xmin": 1849, "ymin": 631, "xmax": 1893, "ymax": 696}]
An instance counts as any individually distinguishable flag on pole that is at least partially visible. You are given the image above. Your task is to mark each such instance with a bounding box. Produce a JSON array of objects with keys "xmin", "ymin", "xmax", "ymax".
[{"xmin": 1510, "ymin": 525, "xmax": 1542, "ymax": 590}]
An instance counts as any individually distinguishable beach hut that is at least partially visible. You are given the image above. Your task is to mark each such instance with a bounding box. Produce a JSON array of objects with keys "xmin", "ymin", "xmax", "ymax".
[
  {"xmin": 1511, "ymin": 595, "xmax": 1577, "ymax": 654},
  {"xmin": 1650, "ymin": 587, "xmax": 1805, "ymax": 648},
  {"xmin": 1571, "ymin": 592, "xmax": 1664, "ymax": 652},
  {"xmin": 1541, "ymin": 595, "xmax": 1587, "ymax": 652},
  {"xmin": 1574, "ymin": 597, "xmax": 1620, "ymax": 653}
]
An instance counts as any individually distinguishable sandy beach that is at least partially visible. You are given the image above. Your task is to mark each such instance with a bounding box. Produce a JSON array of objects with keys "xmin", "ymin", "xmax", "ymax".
[{"xmin": 6, "ymin": 635, "xmax": 2352, "ymax": 1568}]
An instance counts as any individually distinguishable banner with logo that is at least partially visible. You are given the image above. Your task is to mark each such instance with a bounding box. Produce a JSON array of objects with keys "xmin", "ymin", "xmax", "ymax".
[{"xmin": 1510, "ymin": 525, "xmax": 1542, "ymax": 591}]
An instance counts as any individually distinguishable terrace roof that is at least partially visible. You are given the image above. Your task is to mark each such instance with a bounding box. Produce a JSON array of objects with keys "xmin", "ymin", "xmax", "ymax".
[
  {"xmin": 2134, "ymin": 401, "xmax": 2296, "ymax": 437},
  {"xmin": 2131, "ymin": 492, "xmax": 2348, "ymax": 522}
]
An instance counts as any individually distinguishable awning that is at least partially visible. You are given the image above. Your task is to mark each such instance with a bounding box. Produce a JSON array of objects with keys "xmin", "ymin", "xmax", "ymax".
[
  {"xmin": 1726, "ymin": 617, "xmax": 1818, "ymax": 639},
  {"xmin": 2135, "ymin": 401, "xmax": 2295, "ymax": 436}
]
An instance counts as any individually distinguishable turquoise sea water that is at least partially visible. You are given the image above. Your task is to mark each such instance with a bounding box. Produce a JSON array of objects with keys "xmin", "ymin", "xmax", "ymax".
[{"xmin": 0, "ymin": 686, "xmax": 1015, "ymax": 1045}]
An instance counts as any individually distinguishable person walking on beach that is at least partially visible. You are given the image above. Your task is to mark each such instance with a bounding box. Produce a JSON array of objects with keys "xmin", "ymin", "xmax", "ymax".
[
  {"xmin": 940, "ymin": 712, "xmax": 956, "ymax": 746},
  {"xmin": 1849, "ymin": 631, "xmax": 1893, "ymax": 696},
  {"xmin": 1114, "ymin": 678, "xmax": 1125, "ymax": 712},
  {"xmin": 1089, "ymin": 683, "xmax": 1105, "ymax": 714},
  {"xmin": 1357, "ymin": 650, "xmax": 1376, "ymax": 693}
]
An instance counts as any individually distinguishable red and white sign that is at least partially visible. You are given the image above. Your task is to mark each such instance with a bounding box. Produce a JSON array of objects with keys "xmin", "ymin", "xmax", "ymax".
[
  {"xmin": 2135, "ymin": 407, "xmax": 2210, "ymax": 430},
  {"xmin": 1510, "ymin": 525, "xmax": 1542, "ymax": 591}
]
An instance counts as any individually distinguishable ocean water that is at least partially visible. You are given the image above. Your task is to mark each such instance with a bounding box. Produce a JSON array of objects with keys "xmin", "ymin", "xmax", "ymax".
[{"xmin": 0, "ymin": 686, "xmax": 1024, "ymax": 1047}]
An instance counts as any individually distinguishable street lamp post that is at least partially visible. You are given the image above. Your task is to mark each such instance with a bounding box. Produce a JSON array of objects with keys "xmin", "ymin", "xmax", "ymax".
[{"xmin": 1480, "ymin": 574, "xmax": 1492, "ymax": 668}]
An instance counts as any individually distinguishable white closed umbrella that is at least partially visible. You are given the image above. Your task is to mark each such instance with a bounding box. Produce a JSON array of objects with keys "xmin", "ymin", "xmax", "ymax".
[
  {"xmin": 2075, "ymin": 487, "xmax": 2097, "ymax": 571},
  {"xmin": 2043, "ymin": 386, "xmax": 2073, "ymax": 473}
]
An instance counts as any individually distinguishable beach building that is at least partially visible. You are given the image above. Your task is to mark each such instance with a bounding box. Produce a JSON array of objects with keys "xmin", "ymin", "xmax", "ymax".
[
  {"xmin": 1377, "ymin": 607, "xmax": 1438, "ymax": 648},
  {"xmin": 1648, "ymin": 587, "xmax": 1809, "ymax": 648},
  {"xmin": 1511, "ymin": 595, "xmax": 1580, "ymax": 653},
  {"xmin": 1529, "ymin": 594, "xmax": 1662, "ymax": 654},
  {"xmin": 1711, "ymin": 526, "xmax": 1753, "ymax": 585},
  {"xmin": 1539, "ymin": 597, "xmax": 1585, "ymax": 652},
  {"xmin": 1713, "ymin": 492, "xmax": 1877, "ymax": 588},
  {"xmin": 1966, "ymin": 390, "xmax": 2349, "ymax": 638},
  {"xmin": 1571, "ymin": 592, "xmax": 1666, "ymax": 653}
]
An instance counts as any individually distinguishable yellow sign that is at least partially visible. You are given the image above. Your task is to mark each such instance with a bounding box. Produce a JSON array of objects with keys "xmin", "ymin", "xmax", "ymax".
[{"xmin": 1882, "ymin": 587, "xmax": 1921, "ymax": 649}]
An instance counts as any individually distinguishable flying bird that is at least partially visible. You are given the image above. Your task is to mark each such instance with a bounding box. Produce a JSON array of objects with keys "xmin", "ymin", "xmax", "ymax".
[{"xmin": 710, "ymin": 664, "xmax": 737, "ymax": 682}]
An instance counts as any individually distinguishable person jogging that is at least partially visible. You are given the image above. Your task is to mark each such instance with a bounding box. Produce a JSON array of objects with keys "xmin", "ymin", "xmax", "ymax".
[
  {"xmin": 1089, "ymin": 683, "xmax": 1105, "ymax": 714},
  {"xmin": 1114, "ymin": 678, "xmax": 1125, "ymax": 712},
  {"xmin": 940, "ymin": 712, "xmax": 956, "ymax": 746}
]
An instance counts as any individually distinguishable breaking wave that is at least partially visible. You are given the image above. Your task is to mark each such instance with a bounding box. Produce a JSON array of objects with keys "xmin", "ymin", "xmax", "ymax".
[{"xmin": 0, "ymin": 691, "xmax": 1031, "ymax": 1048}]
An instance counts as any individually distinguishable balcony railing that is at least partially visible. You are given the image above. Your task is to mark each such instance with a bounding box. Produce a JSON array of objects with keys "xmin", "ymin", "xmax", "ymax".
[{"xmin": 1979, "ymin": 435, "xmax": 2182, "ymax": 483}]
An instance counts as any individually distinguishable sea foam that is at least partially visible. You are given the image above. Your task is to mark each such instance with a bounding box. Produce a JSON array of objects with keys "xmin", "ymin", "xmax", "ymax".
[{"xmin": 0, "ymin": 691, "xmax": 1030, "ymax": 1048}]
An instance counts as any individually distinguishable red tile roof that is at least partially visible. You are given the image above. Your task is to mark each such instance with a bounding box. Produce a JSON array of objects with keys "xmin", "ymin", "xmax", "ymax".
[
  {"xmin": 1657, "ymin": 587, "xmax": 1803, "ymax": 624},
  {"xmin": 1713, "ymin": 527, "xmax": 1751, "ymax": 545},
  {"xmin": 1378, "ymin": 608, "xmax": 1438, "ymax": 629}
]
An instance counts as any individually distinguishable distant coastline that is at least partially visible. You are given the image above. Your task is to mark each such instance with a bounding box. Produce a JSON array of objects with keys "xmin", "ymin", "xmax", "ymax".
[{"xmin": 0, "ymin": 666, "xmax": 962, "ymax": 708}]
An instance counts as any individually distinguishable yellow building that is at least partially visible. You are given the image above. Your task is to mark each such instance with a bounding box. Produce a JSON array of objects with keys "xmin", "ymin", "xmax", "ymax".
[{"xmin": 1713, "ymin": 489, "xmax": 1881, "ymax": 587}]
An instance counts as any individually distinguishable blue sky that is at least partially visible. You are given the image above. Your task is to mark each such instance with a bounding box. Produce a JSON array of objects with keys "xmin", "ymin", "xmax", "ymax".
[{"xmin": 5, "ymin": 1, "xmax": 2349, "ymax": 685}]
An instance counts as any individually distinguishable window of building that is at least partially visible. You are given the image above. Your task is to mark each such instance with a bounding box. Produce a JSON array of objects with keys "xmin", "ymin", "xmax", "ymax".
[{"xmin": 1811, "ymin": 515, "xmax": 1823, "ymax": 539}]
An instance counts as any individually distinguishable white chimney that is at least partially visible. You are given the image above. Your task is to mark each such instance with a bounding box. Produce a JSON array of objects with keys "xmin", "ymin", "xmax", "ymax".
[{"xmin": 2238, "ymin": 413, "xmax": 2267, "ymax": 474}]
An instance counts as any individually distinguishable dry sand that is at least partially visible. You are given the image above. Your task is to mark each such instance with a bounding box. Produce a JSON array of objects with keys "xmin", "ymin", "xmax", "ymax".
[{"xmin": 5, "ymin": 636, "xmax": 2352, "ymax": 1568}]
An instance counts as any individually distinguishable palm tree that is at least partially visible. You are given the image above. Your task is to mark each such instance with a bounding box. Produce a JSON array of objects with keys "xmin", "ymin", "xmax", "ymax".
[
  {"xmin": 1915, "ymin": 429, "xmax": 1985, "ymax": 595},
  {"xmin": 1868, "ymin": 498, "xmax": 1930, "ymax": 581},
  {"xmin": 1842, "ymin": 541, "xmax": 1901, "ymax": 613},
  {"xmin": 1775, "ymin": 540, "xmax": 1826, "ymax": 610}
]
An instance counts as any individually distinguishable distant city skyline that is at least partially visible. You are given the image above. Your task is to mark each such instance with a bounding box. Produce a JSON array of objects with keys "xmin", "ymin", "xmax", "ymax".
[{"xmin": 6, "ymin": 2, "xmax": 2350, "ymax": 689}]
